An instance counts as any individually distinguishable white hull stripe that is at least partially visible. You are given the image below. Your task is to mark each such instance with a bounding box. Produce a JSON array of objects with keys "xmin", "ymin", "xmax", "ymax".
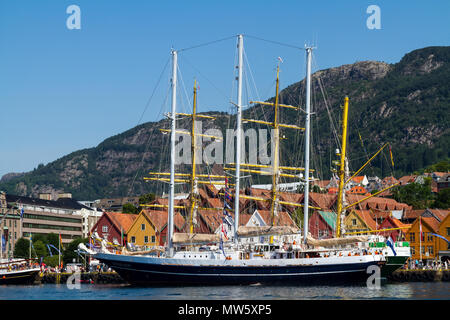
[{"xmin": 112, "ymin": 266, "xmax": 368, "ymax": 277}]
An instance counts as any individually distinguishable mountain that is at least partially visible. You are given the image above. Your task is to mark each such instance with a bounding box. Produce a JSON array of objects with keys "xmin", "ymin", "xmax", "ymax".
[{"xmin": 1, "ymin": 46, "xmax": 449, "ymax": 200}]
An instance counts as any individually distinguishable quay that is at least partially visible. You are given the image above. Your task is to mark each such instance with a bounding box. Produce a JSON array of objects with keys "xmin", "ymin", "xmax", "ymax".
[
  {"xmin": 33, "ymin": 269, "xmax": 450, "ymax": 285},
  {"xmin": 37, "ymin": 271, "xmax": 125, "ymax": 285},
  {"xmin": 388, "ymin": 269, "xmax": 450, "ymax": 282}
]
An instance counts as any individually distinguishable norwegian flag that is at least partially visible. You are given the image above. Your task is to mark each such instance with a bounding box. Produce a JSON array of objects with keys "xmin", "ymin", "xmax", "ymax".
[{"xmin": 221, "ymin": 222, "xmax": 228, "ymax": 240}]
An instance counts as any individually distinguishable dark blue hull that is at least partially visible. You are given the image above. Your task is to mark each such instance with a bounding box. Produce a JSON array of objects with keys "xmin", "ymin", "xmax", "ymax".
[
  {"xmin": 96, "ymin": 255, "xmax": 384, "ymax": 286},
  {"xmin": 0, "ymin": 269, "xmax": 40, "ymax": 285}
]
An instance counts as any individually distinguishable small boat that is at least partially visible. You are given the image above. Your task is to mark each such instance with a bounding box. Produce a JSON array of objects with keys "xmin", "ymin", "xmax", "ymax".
[{"xmin": 0, "ymin": 259, "xmax": 40, "ymax": 285}]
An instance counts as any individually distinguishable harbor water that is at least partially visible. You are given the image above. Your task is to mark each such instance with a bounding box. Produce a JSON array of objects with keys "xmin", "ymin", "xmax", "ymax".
[{"xmin": 0, "ymin": 282, "xmax": 448, "ymax": 300}]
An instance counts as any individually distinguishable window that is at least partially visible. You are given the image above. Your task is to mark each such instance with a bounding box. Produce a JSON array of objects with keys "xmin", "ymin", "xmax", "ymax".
[
  {"xmin": 411, "ymin": 247, "xmax": 415, "ymax": 256},
  {"xmin": 352, "ymin": 219, "xmax": 357, "ymax": 226},
  {"xmin": 131, "ymin": 236, "xmax": 136, "ymax": 243},
  {"xmin": 427, "ymin": 233, "xmax": 433, "ymax": 242},
  {"xmin": 151, "ymin": 235, "xmax": 156, "ymax": 243},
  {"xmin": 447, "ymin": 227, "xmax": 450, "ymax": 237},
  {"xmin": 144, "ymin": 236, "xmax": 148, "ymax": 243},
  {"xmin": 409, "ymin": 232, "xmax": 415, "ymax": 243},
  {"xmin": 102, "ymin": 225, "xmax": 108, "ymax": 233},
  {"xmin": 428, "ymin": 246, "xmax": 434, "ymax": 255},
  {"xmin": 141, "ymin": 224, "xmax": 146, "ymax": 231}
]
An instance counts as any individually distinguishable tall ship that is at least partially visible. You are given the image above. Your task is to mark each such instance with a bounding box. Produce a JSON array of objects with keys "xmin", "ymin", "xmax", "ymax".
[{"xmin": 94, "ymin": 34, "xmax": 389, "ymax": 286}]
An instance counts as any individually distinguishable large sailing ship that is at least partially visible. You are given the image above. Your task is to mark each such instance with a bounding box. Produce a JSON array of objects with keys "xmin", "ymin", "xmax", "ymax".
[{"xmin": 94, "ymin": 34, "xmax": 388, "ymax": 286}]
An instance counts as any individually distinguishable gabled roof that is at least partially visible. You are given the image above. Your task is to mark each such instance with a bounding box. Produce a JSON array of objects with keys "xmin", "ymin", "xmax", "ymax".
[
  {"xmin": 308, "ymin": 192, "xmax": 336, "ymax": 210},
  {"xmin": 420, "ymin": 216, "xmax": 440, "ymax": 233},
  {"xmin": 389, "ymin": 217, "xmax": 411, "ymax": 230},
  {"xmin": 352, "ymin": 210, "xmax": 377, "ymax": 230},
  {"xmin": 197, "ymin": 209, "xmax": 225, "ymax": 233},
  {"xmin": 6, "ymin": 194, "xmax": 91, "ymax": 211},
  {"xmin": 142, "ymin": 209, "xmax": 185, "ymax": 232},
  {"xmin": 369, "ymin": 209, "xmax": 391, "ymax": 220},
  {"xmin": 351, "ymin": 176, "xmax": 366, "ymax": 184},
  {"xmin": 254, "ymin": 210, "xmax": 297, "ymax": 228},
  {"xmin": 317, "ymin": 211, "xmax": 337, "ymax": 231},
  {"xmin": 382, "ymin": 176, "xmax": 399, "ymax": 185},
  {"xmin": 346, "ymin": 186, "xmax": 369, "ymax": 195},
  {"xmin": 105, "ymin": 212, "xmax": 138, "ymax": 233},
  {"xmin": 426, "ymin": 209, "xmax": 449, "ymax": 222},
  {"xmin": 398, "ymin": 175, "xmax": 417, "ymax": 185}
]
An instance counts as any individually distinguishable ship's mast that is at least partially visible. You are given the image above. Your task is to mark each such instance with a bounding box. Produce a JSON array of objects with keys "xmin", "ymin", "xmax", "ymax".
[
  {"xmin": 302, "ymin": 47, "xmax": 313, "ymax": 244},
  {"xmin": 269, "ymin": 66, "xmax": 281, "ymax": 225},
  {"xmin": 189, "ymin": 80, "xmax": 198, "ymax": 234},
  {"xmin": 167, "ymin": 49, "xmax": 178, "ymax": 254},
  {"xmin": 234, "ymin": 34, "xmax": 244, "ymax": 244},
  {"xmin": 335, "ymin": 96, "xmax": 349, "ymax": 238}
]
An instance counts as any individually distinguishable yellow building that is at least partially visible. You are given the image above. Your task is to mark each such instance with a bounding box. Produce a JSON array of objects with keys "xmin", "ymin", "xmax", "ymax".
[
  {"xmin": 127, "ymin": 210, "xmax": 159, "ymax": 247},
  {"xmin": 344, "ymin": 210, "xmax": 377, "ymax": 235},
  {"xmin": 127, "ymin": 209, "xmax": 186, "ymax": 247}
]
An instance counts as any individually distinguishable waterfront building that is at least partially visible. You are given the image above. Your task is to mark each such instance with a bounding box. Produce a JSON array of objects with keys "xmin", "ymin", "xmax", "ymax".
[
  {"xmin": 0, "ymin": 191, "xmax": 22, "ymax": 258},
  {"xmin": 344, "ymin": 210, "xmax": 377, "ymax": 235},
  {"xmin": 95, "ymin": 196, "xmax": 140, "ymax": 212},
  {"xmin": 127, "ymin": 209, "xmax": 185, "ymax": 247},
  {"xmin": 90, "ymin": 212, "xmax": 137, "ymax": 246},
  {"xmin": 406, "ymin": 216, "xmax": 440, "ymax": 262},
  {"xmin": 6, "ymin": 194, "xmax": 85, "ymax": 244},
  {"xmin": 377, "ymin": 216, "xmax": 411, "ymax": 242},
  {"xmin": 308, "ymin": 211, "xmax": 336, "ymax": 239}
]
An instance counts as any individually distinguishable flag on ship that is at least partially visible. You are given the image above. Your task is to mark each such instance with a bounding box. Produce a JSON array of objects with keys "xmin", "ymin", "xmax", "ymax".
[{"xmin": 386, "ymin": 236, "xmax": 397, "ymax": 256}]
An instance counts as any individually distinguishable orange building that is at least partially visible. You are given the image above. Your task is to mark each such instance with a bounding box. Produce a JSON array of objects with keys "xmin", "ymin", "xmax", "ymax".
[{"xmin": 405, "ymin": 216, "xmax": 440, "ymax": 261}]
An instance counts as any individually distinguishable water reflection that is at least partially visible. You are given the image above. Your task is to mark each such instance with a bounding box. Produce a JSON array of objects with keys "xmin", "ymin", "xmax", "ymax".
[{"xmin": 0, "ymin": 282, "xmax": 447, "ymax": 300}]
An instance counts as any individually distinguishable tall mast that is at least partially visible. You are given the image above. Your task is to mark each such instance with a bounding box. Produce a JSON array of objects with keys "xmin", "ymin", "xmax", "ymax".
[
  {"xmin": 302, "ymin": 47, "xmax": 313, "ymax": 244},
  {"xmin": 234, "ymin": 34, "xmax": 243, "ymax": 244},
  {"xmin": 335, "ymin": 96, "xmax": 349, "ymax": 238},
  {"xmin": 270, "ymin": 65, "xmax": 281, "ymax": 225},
  {"xmin": 168, "ymin": 49, "xmax": 178, "ymax": 253},
  {"xmin": 189, "ymin": 80, "xmax": 198, "ymax": 234}
]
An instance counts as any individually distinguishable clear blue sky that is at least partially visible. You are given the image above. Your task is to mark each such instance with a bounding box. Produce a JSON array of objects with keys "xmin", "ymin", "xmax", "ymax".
[{"xmin": 0, "ymin": 0, "xmax": 449, "ymax": 178}]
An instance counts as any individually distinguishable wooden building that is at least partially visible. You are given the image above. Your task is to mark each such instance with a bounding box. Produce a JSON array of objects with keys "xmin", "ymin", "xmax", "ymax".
[
  {"xmin": 377, "ymin": 216, "xmax": 411, "ymax": 242},
  {"xmin": 344, "ymin": 210, "xmax": 377, "ymax": 235},
  {"xmin": 308, "ymin": 211, "xmax": 336, "ymax": 239},
  {"xmin": 91, "ymin": 212, "xmax": 137, "ymax": 247},
  {"xmin": 405, "ymin": 216, "xmax": 440, "ymax": 262},
  {"xmin": 127, "ymin": 209, "xmax": 185, "ymax": 247}
]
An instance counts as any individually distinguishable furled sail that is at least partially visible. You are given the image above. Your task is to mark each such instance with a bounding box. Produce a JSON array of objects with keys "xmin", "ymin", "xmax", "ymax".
[
  {"xmin": 306, "ymin": 234, "xmax": 368, "ymax": 247},
  {"xmin": 172, "ymin": 233, "xmax": 221, "ymax": 244},
  {"xmin": 236, "ymin": 226, "xmax": 300, "ymax": 237}
]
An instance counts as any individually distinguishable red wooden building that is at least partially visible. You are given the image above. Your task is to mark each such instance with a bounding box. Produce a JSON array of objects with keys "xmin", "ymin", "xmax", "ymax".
[
  {"xmin": 91, "ymin": 212, "xmax": 137, "ymax": 246},
  {"xmin": 377, "ymin": 216, "xmax": 411, "ymax": 241},
  {"xmin": 308, "ymin": 211, "xmax": 336, "ymax": 239}
]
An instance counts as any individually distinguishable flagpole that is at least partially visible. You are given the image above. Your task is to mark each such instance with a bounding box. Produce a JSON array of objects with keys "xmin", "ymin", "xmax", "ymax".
[
  {"xmin": 419, "ymin": 216, "xmax": 422, "ymax": 262},
  {"xmin": 59, "ymin": 233, "xmax": 61, "ymax": 272}
]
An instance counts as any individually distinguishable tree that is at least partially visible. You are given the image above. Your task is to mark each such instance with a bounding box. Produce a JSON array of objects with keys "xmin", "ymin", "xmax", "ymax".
[
  {"xmin": 33, "ymin": 240, "xmax": 47, "ymax": 259},
  {"xmin": 391, "ymin": 181, "xmax": 435, "ymax": 209},
  {"xmin": 139, "ymin": 193, "xmax": 156, "ymax": 205},
  {"xmin": 46, "ymin": 233, "xmax": 60, "ymax": 249},
  {"xmin": 433, "ymin": 188, "xmax": 450, "ymax": 209},
  {"xmin": 122, "ymin": 203, "xmax": 139, "ymax": 214},
  {"xmin": 13, "ymin": 238, "xmax": 30, "ymax": 258},
  {"xmin": 62, "ymin": 237, "xmax": 88, "ymax": 264}
]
